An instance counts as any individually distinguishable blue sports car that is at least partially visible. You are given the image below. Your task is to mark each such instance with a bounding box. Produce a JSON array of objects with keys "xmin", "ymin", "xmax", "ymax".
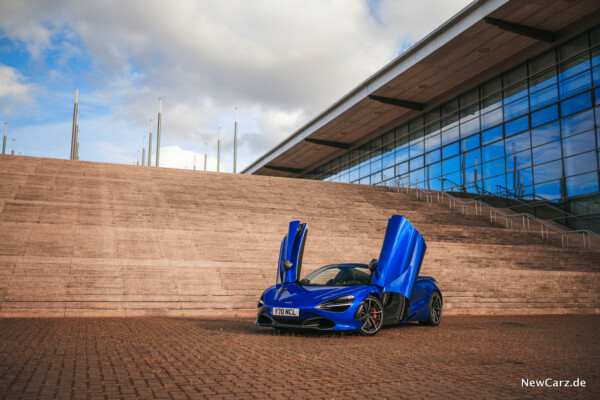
[{"xmin": 256, "ymin": 215, "xmax": 442, "ymax": 335}]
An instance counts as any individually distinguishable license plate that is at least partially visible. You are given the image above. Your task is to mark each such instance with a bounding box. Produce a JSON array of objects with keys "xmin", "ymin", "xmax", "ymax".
[{"xmin": 272, "ymin": 307, "xmax": 299, "ymax": 317}]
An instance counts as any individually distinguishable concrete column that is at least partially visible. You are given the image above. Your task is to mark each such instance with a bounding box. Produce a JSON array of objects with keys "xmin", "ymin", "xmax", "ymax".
[
  {"xmin": 137, "ymin": 150, "xmax": 140, "ymax": 166},
  {"xmin": 234, "ymin": 107, "xmax": 238, "ymax": 173},
  {"xmin": 11, "ymin": 138, "xmax": 15, "ymax": 155},
  {"xmin": 194, "ymin": 155, "xmax": 197, "ymax": 170},
  {"xmin": 142, "ymin": 136, "xmax": 146, "ymax": 166},
  {"xmin": 204, "ymin": 142, "xmax": 207, "ymax": 171},
  {"xmin": 148, "ymin": 119, "xmax": 153, "ymax": 167},
  {"xmin": 156, "ymin": 98, "xmax": 162, "ymax": 167},
  {"xmin": 2, "ymin": 122, "xmax": 7, "ymax": 155},
  {"xmin": 70, "ymin": 88, "xmax": 78, "ymax": 160},
  {"xmin": 75, "ymin": 111, "xmax": 79, "ymax": 160}
]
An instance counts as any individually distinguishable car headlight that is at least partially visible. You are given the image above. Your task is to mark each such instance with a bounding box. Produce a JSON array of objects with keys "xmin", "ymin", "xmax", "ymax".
[
  {"xmin": 257, "ymin": 294, "xmax": 264, "ymax": 308},
  {"xmin": 316, "ymin": 295, "xmax": 355, "ymax": 312}
]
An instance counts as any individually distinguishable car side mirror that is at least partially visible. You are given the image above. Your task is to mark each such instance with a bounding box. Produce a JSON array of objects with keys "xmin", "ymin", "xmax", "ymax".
[
  {"xmin": 368, "ymin": 259, "xmax": 378, "ymax": 272},
  {"xmin": 282, "ymin": 259, "xmax": 293, "ymax": 271}
]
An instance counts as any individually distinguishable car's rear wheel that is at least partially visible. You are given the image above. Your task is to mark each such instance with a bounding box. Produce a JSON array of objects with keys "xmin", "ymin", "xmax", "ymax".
[
  {"xmin": 420, "ymin": 291, "xmax": 442, "ymax": 326},
  {"xmin": 358, "ymin": 295, "xmax": 383, "ymax": 336}
]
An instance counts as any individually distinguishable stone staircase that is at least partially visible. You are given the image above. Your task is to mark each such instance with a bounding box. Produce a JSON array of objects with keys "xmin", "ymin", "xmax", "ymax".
[{"xmin": 0, "ymin": 155, "xmax": 598, "ymax": 317}]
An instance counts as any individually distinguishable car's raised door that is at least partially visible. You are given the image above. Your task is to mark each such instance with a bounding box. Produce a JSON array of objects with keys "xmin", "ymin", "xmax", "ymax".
[
  {"xmin": 370, "ymin": 215, "xmax": 426, "ymax": 299},
  {"xmin": 276, "ymin": 221, "xmax": 308, "ymax": 284}
]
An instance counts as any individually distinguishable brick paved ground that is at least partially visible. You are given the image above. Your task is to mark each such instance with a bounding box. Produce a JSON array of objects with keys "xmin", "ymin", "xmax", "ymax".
[{"xmin": 0, "ymin": 315, "xmax": 598, "ymax": 399}]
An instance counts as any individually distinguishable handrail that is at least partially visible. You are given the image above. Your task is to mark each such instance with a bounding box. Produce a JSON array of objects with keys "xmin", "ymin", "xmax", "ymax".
[{"xmin": 393, "ymin": 179, "xmax": 600, "ymax": 251}]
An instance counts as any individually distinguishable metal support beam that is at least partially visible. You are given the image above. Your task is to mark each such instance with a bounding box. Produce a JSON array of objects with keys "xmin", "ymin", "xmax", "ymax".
[
  {"xmin": 156, "ymin": 98, "xmax": 162, "ymax": 167},
  {"xmin": 368, "ymin": 95, "xmax": 424, "ymax": 111},
  {"xmin": 264, "ymin": 165, "xmax": 302, "ymax": 174},
  {"xmin": 70, "ymin": 88, "xmax": 78, "ymax": 160},
  {"xmin": 148, "ymin": 120, "xmax": 153, "ymax": 167},
  {"xmin": 304, "ymin": 138, "xmax": 351, "ymax": 149},
  {"xmin": 484, "ymin": 17, "xmax": 555, "ymax": 43},
  {"xmin": 233, "ymin": 107, "xmax": 238, "ymax": 173},
  {"xmin": 3, "ymin": 122, "xmax": 7, "ymax": 155}
]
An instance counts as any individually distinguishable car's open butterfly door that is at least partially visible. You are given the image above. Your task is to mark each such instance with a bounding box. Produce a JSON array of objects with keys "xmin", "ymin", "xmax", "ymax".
[
  {"xmin": 276, "ymin": 221, "xmax": 308, "ymax": 284},
  {"xmin": 370, "ymin": 215, "xmax": 426, "ymax": 321}
]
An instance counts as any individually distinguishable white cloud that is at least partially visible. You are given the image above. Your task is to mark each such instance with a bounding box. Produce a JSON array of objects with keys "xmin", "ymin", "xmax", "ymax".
[
  {"xmin": 158, "ymin": 145, "xmax": 221, "ymax": 171},
  {"xmin": 0, "ymin": 0, "xmax": 473, "ymax": 170},
  {"xmin": 0, "ymin": 64, "xmax": 35, "ymax": 115}
]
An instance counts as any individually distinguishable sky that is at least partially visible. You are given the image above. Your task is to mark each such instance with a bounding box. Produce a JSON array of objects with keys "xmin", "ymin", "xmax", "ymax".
[{"xmin": 0, "ymin": 0, "xmax": 472, "ymax": 172}]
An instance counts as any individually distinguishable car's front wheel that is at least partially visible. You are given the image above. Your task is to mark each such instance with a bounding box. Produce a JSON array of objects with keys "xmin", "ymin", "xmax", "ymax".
[
  {"xmin": 420, "ymin": 291, "xmax": 442, "ymax": 326},
  {"xmin": 358, "ymin": 295, "xmax": 383, "ymax": 336}
]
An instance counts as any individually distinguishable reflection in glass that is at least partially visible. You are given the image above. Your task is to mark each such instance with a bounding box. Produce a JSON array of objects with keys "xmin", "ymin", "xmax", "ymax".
[
  {"xmin": 442, "ymin": 142, "xmax": 460, "ymax": 159},
  {"xmin": 564, "ymin": 151, "xmax": 597, "ymax": 176},
  {"xmin": 534, "ymin": 160, "xmax": 563, "ymax": 184},
  {"xmin": 482, "ymin": 158, "xmax": 505, "ymax": 179},
  {"xmin": 505, "ymin": 130, "xmax": 531, "ymax": 155},
  {"xmin": 566, "ymin": 172, "xmax": 599, "ymax": 197},
  {"xmin": 481, "ymin": 125, "xmax": 503, "ymax": 145},
  {"xmin": 505, "ymin": 115, "xmax": 529, "ymax": 137},
  {"xmin": 531, "ymin": 105, "xmax": 558, "ymax": 129},
  {"xmin": 559, "ymin": 70, "xmax": 591, "ymax": 99},
  {"xmin": 534, "ymin": 179, "xmax": 563, "ymax": 201},
  {"xmin": 561, "ymin": 91, "xmax": 592, "ymax": 116},
  {"xmin": 506, "ymin": 150, "xmax": 532, "ymax": 172},
  {"xmin": 562, "ymin": 131, "xmax": 596, "ymax": 157},
  {"xmin": 561, "ymin": 109, "xmax": 594, "ymax": 137},
  {"xmin": 533, "ymin": 140, "xmax": 562, "ymax": 165}
]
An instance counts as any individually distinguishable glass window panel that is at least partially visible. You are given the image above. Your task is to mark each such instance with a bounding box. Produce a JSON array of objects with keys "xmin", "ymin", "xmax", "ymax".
[
  {"xmin": 443, "ymin": 171, "xmax": 462, "ymax": 191},
  {"xmin": 566, "ymin": 172, "xmax": 599, "ymax": 197},
  {"xmin": 409, "ymin": 141, "xmax": 424, "ymax": 158},
  {"xmin": 481, "ymin": 77, "xmax": 502, "ymax": 98},
  {"xmin": 441, "ymin": 112, "xmax": 459, "ymax": 129},
  {"xmin": 425, "ymin": 108, "xmax": 441, "ymax": 124},
  {"xmin": 442, "ymin": 155, "xmax": 461, "ymax": 174},
  {"xmin": 506, "ymin": 150, "xmax": 532, "ymax": 172},
  {"xmin": 460, "ymin": 103, "xmax": 479, "ymax": 122},
  {"xmin": 561, "ymin": 109, "xmax": 594, "ymax": 138},
  {"xmin": 442, "ymin": 142, "xmax": 460, "ymax": 159},
  {"xmin": 396, "ymin": 147, "xmax": 409, "ymax": 163},
  {"xmin": 359, "ymin": 176, "xmax": 370, "ymax": 185},
  {"xmin": 426, "ymin": 162, "xmax": 442, "ymax": 179},
  {"xmin": 425, "ymin": 149, "xmax": 441, "ymax": 165},
  {"xmin": 481, "ymin": 107, "xmax": 503, "ymax": 130},
  {"xmin": 505, "ymin": 130, "xmax": 531, "ymax": 154},
  {"xmin": 507, "ymin": 168, "xmax": 533, "ymax": 190},
  {"xmin": 339, "ymin": 173, "xmax": 349, "ymax": 183},
  {"xmin": 460, "ymin": 88, "xmax": 479, "ymax": 108},
  {"xmin": 593, "ymin": 27, "xmax": 600, "ymax": 65},
  {"xmin": 531, "ymin": 104, "xmax": 558, "ymax": 128},
  {"xmin": 593, "ymin": 65, "xmax": 600, "ymax": 86},
  {"xmin": 532, "ymin": 121, "xmax": 560, "ymax": 147},
  {"xmin": 505, "ymin": 115, "xmax": 529, "ymax": 137},
  {"xmin": 562, "ymin": 131, "xmax": 596, "ymax": 157},
  {"xmin": 561, "ymin": 90, "xmax": 592, "ymax": 117},
  {"xmin": 534, "ymin": 179, "xmax": 563, "ymax": 201},
  {"xmin": 442, "ymin": 102, "xmax": 459, "ymax": 122},
  {"xmin": 504, "ymin": 82, "xmax": 528, "ymax": 104},
  {"xmin": 359, "ymin": 163, "xmax": 370, "ymax": 178},
  {"xmin": 503, "ymin": 65, "xmax": 527, "ymax": 99},
  {"xmin": 371, "ymin": 157, "xmax": 383, "ymax": 173},
  {"xmin": 396, "ymin": 161, "xmax": 409, "ymax": 176},
  {"xmin": 481, "ymin": 92, "xmax": 502, "ymax": 113},
  {"xmin": 564, "ymin": 151, "xmax": 597, "ymax": 176},
  {"xmin": 485, "ymin": 174, "xmax": 507, "ymax": 195},
  {"xmin": 482, "ymin": 141, "xmax": 505, "ymax": 163},
  {"xmin": 349, "ymin": 168, "xmax": 359, "ymax": 182},
  {"xmin": 529, "ymin": 50, "xmax": 557, "ymax": 82},
  {"xmin": 424, "ymin": 133, "xmax": 441, "ymax": 152},
  {"xmin": 534, "ymin": 160, "xmax": 563, "ymax": 184},
  {"xmin": 409, "ymin": 168, "xmax": 425, "ymax": 186},
  {"xmin": 533, "ymin": 140, "xmax": 562, "ymax": 165},
  {"xmin": 464, "ymin": 149, "xmax": 481, "ymax": 168},
  {"xmin": 482, "ymin": 157, "xmax": 505, "ymax": 179},
  {"xmin": 371, "ymin": 172, "xmax": 382, "ymax": 185},
  {"xmin": 382, "ymin": 167, "xmax": 394, "ymax": 182},
  {"xmin": 462, "ymin": 133, "xmax": 480, "ymax": 152},
  {"xmin": 426, "ymin": 178, "xmax": 443, "ymax": 191},
  {"xmin": 559, "ymin": 70, "xmax": 592, "ymax": 99},
  {"xmin": 558, "ymin": 35, "xmax": 590, "ymax": 80},
  {"xmin": 530, "ymin": 69, "xmax": 558, "ymax": 93},
  {"xmin": 409, "ymin": 117, "xmax": 424, "ymax": 133},
  {"xmin": 481, "ymin": 125, "xmax": 503, "ymax": 145},
  {"xmin": 460, "ymin": 117, "xmax": 480, "ymax": 138},
  {"xmin": 504, "ymin": 96, "xmax": 529, "ymax": 120},
  {"xmin": 464, "ymin": 164, "xmax": 482, "ymax": 184},
  {"xmin": 441, "ymin": 125, "xmax": 460, "ymax": 145},
  {"xmin": 410, "ymin": 156, "xmax": 424, "ymax": 170},
  {"xmin": 396, "ymin": 124, "xmax": 409, "ymax": 142},
  {"xmin": 383, "ymin": 130, "xmax": 395, "ymax": 146},
  {"xmin": 382, "ymin": 154, "xmax": 395, "ymax": 169},
  {"xmin": 529, "ymin": 84, "xmax": 558, "ymax": 110}
]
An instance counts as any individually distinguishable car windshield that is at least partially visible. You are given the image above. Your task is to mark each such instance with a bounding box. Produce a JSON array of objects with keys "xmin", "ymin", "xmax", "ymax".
[{"xmin": 298, "ymin": 264, "xmax": 371, "ymax": 286}]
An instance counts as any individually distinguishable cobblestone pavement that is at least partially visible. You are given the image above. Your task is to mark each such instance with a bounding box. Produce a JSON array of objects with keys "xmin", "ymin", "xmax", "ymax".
[{"xmin": 0, "ymin": 315, "xmax": 598, "ymax": 399}]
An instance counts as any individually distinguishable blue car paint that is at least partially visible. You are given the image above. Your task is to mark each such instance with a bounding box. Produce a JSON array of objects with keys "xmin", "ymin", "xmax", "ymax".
[
  {"xmin": 277, "ymin": 221, "xmax": 308, "ymax": 284},
  {"xmin": 258, "ymin": 215, "xmax": 441, "ymax": 331},
  {"xmin": 371, "ymin": 215, "xmax": 426, "ymax": 300}
]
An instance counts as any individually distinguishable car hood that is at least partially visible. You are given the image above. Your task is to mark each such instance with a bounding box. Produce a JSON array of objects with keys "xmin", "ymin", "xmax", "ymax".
[{"xmin": 263, "ymin": 284, "xmax": 372, "ymax": 307}]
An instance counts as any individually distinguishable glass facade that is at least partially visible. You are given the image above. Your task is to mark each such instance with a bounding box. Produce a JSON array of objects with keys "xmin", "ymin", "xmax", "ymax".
[{"xmin": 303, "ymin": 26, "xmax": 600, "ymax": 232}]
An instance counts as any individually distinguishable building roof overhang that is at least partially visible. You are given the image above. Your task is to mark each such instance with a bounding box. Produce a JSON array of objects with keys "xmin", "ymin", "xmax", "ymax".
[{"xmin": 242, "ymin": 0, "xmax": 600, "ymax": 177}]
